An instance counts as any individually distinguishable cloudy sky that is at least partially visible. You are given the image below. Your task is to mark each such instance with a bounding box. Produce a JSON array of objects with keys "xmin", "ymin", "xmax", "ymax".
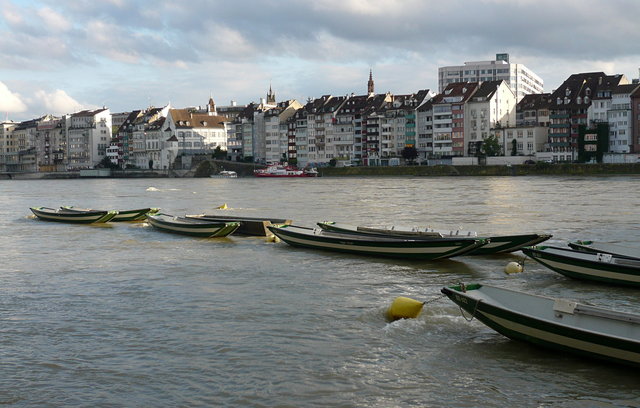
[{"xmin": 1, "ymin": 0, "xmax": 639, "ymax": 121}]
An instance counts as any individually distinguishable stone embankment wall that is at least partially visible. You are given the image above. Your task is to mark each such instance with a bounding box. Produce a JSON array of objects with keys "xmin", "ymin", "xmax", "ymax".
[{"xmin": 318, "ymin": 163, "xmax": 640, "ymax": 177}]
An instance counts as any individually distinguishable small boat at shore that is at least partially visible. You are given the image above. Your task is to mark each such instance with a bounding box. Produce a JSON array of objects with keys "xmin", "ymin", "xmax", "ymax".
[
  {"xmin": 568, "ymin": 240, "xmax": 639, "ymax": 260},
  {"xmin": 317, "ymin": 221, "xmax": 551, "ymax": 255},
  {"xmin": 267, "ymin": 224, "xmax": 487, "ymax": 260},
  {"xmin": 441, "ymin": 283, "xmax": 640, "ymax": 368},
  {"xmin": 30, "ymin": 206, "xmax": 118, "ymax": 224},
  {"xmin": 254, "ymin": 164, "xmax": 318, "ymax": 177},
  {"xmin": 62, "ymin": 206, "xmax": 158, "ymax": 222},
  {"xmin": 147, "ymin": 213, "xmax": 240, "ymax": 238},
  {"xmin": 522, "ymin": 245, "xmax": 640, "ymax": 287},
  {"xmin": 186, "ymin": 214, "xmax": 292, "ymax": 236},
  {"xmin": 210, "ymin": 170, "xmax": 238, "ymax": 178}
]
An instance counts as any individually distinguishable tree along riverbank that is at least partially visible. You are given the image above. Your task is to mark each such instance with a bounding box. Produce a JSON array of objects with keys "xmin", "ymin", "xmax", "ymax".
[{"xmin": 318, "ymin": 162, "xmax": 640, "ymax": 177}]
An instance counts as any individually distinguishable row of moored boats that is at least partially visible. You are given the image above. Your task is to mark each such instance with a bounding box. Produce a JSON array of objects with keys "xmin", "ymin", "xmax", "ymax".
[{"xmin": 29, "ymin": 206, "xmax": 640, "ymax": 368}]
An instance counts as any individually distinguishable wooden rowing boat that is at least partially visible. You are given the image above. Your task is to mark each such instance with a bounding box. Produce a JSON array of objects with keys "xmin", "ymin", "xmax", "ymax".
[
  {"xmin": 30, "ymin": 206, "xmax": 117, "ymax": 224},
  {"xmin": 267, "ymin": 224, "xmax": 487, "ymax": 260},
  {"xmin": 317, "ymin": 221, "xmax": 551, "ymax": 255},
  {"xmin": 522, "ymin": 245, "xmax": 640, "ymax": 287},
  {"xmin": 147, "ymin": 213, "xmax": 240, "ymax": 238},
  {"xmin": 63, "ymin": 206, "xmax": 159, "ymax": 222},
  {"xmin": 568, "ymin": 240, "xmax": 639, "ymax": 260},
  {"xmin": 441, "ymin": 283, "xmax": 640, "ymax": 367}
]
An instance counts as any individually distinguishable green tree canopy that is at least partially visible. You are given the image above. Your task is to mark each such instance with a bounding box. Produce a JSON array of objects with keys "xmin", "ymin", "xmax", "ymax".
[
  {"xmin": 401, "ymin": 146, "xmax": 418, "ymax": 164},
  {"xmin": 481, "ymin": 134, "xmax": 502, "ymax": 157}
]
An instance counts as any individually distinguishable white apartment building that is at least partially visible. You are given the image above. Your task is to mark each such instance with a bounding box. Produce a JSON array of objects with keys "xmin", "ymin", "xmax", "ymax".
[
  {"xmin": 438, "ymin": 53, "xmax": 543, "ymax": 101},
  {"xmin": 164, "ymin": 108, "xmax": 228, "ymax": 155},
  {"xmin": 464, "ymin": 81, "xmax": 516, "ymax": 156},
  {"xmin": 606, "ymin": 84, "xmax": 639, "ymax": 153}
]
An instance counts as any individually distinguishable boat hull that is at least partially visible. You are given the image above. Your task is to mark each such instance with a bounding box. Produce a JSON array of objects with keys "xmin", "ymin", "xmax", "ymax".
[
  {"xmin": 568, "ymin": 240, "xmax": 639, "ymax": 260},
  {"xmin": 441, "ymin": 284, "xmax": 640, "ymax": 368},
  {"xmin": 63, "ymin": 206, "xmax": 158, "ymax": 222},
  {"xmin": 523, "ymin": 246, "xmax": 640, "ymax": 287},
  {"xmin": 147, "ymin": 214, "xmax": 240, "ymax": 238},
  {"xmin": 187, "ymin": 214, "xmax": 292, "ymax": 236},
  {"xmin": 30, "ymin": 207, "xmax": 117, "ymax": 224},
  {"xmin": 317, "ymin": 221, "xmax": 550, "ymax": 255},
  {"xmin": 268, "ymin": 225, "xmax": 485, "ymax": 260}
]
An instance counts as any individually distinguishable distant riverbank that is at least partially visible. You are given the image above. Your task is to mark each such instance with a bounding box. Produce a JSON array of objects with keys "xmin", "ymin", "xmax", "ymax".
[
  {"xmin": 318, "ymin": 163, "xmax": 640, "ymax": 177},
  {"xmin": 3, "ymin": 162, "xmax": 640, "ymax": 180}
]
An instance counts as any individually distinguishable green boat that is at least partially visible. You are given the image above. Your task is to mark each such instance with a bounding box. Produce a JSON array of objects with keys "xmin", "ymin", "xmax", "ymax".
[
  {"xmin": 522, "ymin": 246, "xmax": 640, "ymax": 287},
  {"xmin": 63, "ymin": 206, "xmax": 159, "ymax": 222},
  {"xmin": 317, "ymin": 221, "xmax": 551, "ymax": 255},
  {"xmin": 147, "ymin": 213, "xmax": 240, "ymax": 238},
  {"xmin": 568, "ymin": 240, "xmax": 639, "ymax": 260},
  {"xmin": 441, "ymin": 283, "xmax": 640, "ymax": 368},
  {"xmin": 30, "ymin": 206, "xmax": 117, "ymax": 224},
  {"xmin": 267, "ymin": 225, "xmax": 486, "ymax": 260}
]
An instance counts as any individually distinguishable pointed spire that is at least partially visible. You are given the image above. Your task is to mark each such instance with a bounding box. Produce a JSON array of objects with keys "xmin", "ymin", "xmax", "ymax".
[
  {"xmin": 267, "ymin": 83, "xmax": 276, "ymax": 104},
  {"xmin": 368, "ymin": 69, "xmax": 375, "ymax": 95}
]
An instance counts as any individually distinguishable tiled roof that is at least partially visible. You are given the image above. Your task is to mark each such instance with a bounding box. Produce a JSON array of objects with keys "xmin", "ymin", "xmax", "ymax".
[{"xmin": 169, "ymin": 109, "xmax": 227, "ymax": 129}]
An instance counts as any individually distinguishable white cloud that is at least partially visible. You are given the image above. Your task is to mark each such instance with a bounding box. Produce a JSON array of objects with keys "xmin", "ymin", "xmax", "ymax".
[
  {"xmin": 34, "ymin": 89, "xmax": 93, "ymax": 115},
  {"xmin": 36, "ymin": 6, "xmax": 72, "ymax": 32},
  {"xmin": 0, "ymin": 82, "xmax": 27, "ymax": 113}
]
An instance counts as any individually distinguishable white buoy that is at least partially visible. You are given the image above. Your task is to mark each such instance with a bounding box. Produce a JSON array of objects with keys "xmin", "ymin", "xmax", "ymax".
[{"xmin": 504, "ymin": 261, "xmax": 524, "ymax": 275}]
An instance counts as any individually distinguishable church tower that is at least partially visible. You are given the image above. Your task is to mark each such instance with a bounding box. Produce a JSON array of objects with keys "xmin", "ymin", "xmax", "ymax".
[
  {"xmin": 367, "ymin": 69, "xmax": 375, "ymax": 96},
  {"xmin": 267, "ymin": 84, "xmax": 276, "ymax": 104},
  {"xmin": 207, "ymin": 95, "xmax": 217, "ymax": 115}
]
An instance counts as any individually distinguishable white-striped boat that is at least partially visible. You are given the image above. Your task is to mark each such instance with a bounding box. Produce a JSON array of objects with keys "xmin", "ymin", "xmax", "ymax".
[
  {"xmin": 568, "ymin": 240, "xmax": 639, "ymax": 260},
  {"xmin": 30, "ymin": 206, "xmax": 117, "ymax": 224},
  {"xmin": 441, "ymin": 283, "xmax": 640, "ymax": 367},
  {"xmin": 147, "ymin": 213, "xmax": 240, "ymax": 238},
  {"xmin": 317, "ymin": 221, "xmax": 551, "ymax": 255},
  {"xmin": 267, "ymin": 225, "xmax": 487, "ymax": 260},
  {"xmin": 63, "ymin": 206, "xmax": 159, "ymax": 222},
  {"xmin": 522, "ymin": 246, "xmax": 640, "ymax": 287}
]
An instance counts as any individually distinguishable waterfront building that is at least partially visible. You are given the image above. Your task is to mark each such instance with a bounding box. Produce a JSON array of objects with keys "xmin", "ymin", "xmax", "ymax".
[
  {"xmin": 113, "ymin": 110, "xmax": 142, "ymax": 167},
  {"xmin": 438, "ymin": 53, "xmax": 543, "ymax": 100},
  {"xmin": 10, "ymin": 118, "xmax": 39, "ymax": 172},
  {"xmin": 111, "ymin": 111, "xmax": 131, "ymax": 136},
  {"xmin": 464, "ymin": 80, "xmax": 516, "ymax": 156},
  {"xmin": 130, "ymin": 106, "xmax": 170, "ymax": 169},
  {"xmin": 606, "ymin": 84, "xmax": 640, "ymax": 153},
  {"xmin": 35, "ymin": 115, "xmax": 65, "ymax": 172},
  {"xmin": 263, "ymin": 100, "xmax": 303, "ymax": 164},
  {"xmin": 164, "ymin": 107, "xmax": 228, "ymax": 156},
  {"xmin": 516, "ymin": 93, "xmax": 551, "ymax": 127},
  {"xmin": 429, "ymin": 82, "xmax": 479, "ymax": 159},
  {"xmin": 0, "ymin": 121, "xmax": 17, "ymax": 172},
  {"xmin": 549, "ymin": 72, "xmax": 628, "ymax": 162},
  {"xmin": 66, "ymin": 108, "xmax": 112, "ymax": 169},
  {"xmin": 416, "ymin": 101, "xmax": 434, "ymax": 162},
  {"xmin": 632, "ymin": 87, "xmax": 640, "ymax": 153}
]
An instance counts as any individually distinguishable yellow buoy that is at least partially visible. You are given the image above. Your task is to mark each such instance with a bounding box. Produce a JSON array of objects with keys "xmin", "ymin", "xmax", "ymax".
[
  {"xmin": 386, "ymin": 296, "xmax": 425, "ymax": 321},
  {"xmin": 217, "ymin": 203, "xmax": 228, "ymax": 209},
  {"xmin": 504, "ymin": 261, "xmax": 524, "ymax": 275}
]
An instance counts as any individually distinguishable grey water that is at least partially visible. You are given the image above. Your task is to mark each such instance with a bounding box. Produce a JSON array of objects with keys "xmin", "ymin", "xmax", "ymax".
[{"xmin": 0, "ymin": 176, "xmax": 638, "ymax": 407}]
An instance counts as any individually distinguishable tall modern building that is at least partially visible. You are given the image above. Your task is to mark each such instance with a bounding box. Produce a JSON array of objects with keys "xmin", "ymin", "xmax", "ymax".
[{"xmin": 438, "ymin": 53, "xmax": 544, "ymax": 100}]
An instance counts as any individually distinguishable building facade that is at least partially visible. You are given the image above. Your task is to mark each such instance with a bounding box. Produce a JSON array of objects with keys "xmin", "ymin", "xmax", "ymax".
[{"xmin": 438, "ymin": 53, "xmax": 543, "ymax": 100}]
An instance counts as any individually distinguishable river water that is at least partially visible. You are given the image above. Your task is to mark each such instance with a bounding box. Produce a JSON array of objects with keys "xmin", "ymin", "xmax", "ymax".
[{"xmin": 0, "ymin": 176, "xmax": 638, "ymax": 407}]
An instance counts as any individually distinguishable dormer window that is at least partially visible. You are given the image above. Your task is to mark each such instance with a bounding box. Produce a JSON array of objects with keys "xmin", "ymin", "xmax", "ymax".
[
  {"xmin": 584, "ymin": 96, "xmax": 590, "ymax": 104},
  {"xmin": 557, "ymin": 97, "xmax": 562, "ymax": 105},
  {"xmin": 564, "ymin": 97, "xmax": 570, "ymax": 104},
  {"xmin": 565, "ymin": 88, "xmax": 571, "ymax": 96},
  {"xmin": 576, "ymin": 96, "xmax": 582, "ymax": 104},
  {"xmin": 585, "ymin": 87, "xmax": 591, "ymax": 96}
]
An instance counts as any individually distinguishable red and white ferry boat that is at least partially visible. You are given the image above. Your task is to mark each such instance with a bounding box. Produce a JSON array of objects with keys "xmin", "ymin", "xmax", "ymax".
[{"xmin": 254, "ymin": 164, "xmax": 318, "ymax": 178}]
